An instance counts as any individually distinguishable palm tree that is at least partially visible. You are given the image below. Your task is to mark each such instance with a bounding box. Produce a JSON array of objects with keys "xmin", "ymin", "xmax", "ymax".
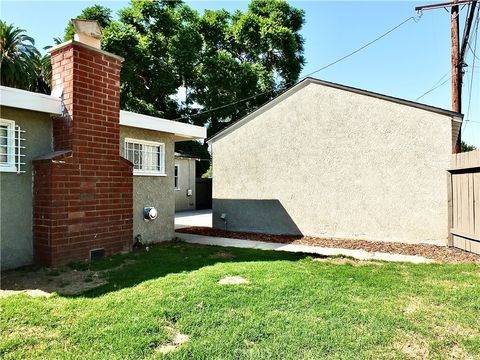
[
  {"xmin": 0, "ymin": 20, "xmax": 40, "ymax": 89},
  {"xmin": 25, "ymin": 52, "xmax": 51, "ymax": 94}
]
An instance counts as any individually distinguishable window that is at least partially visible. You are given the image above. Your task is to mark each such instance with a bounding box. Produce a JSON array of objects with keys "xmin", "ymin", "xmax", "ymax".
[
  {"xmin": 124, "ymin": 138, "xmax": 165, "ymax": 176},
  {"xmin": 0, "ymin": 119, "xmax": 25, "ymax": 173},
  {"xmin": 174, "ymin": 164, "xmax": 180, "ymax": 190}
]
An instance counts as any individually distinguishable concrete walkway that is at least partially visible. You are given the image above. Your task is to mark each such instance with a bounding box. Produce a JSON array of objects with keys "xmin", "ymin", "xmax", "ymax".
[
  {"xmin": 175, "ymin": 209, "xmax": 212, "ymax": 229},
  {"xmin": 175, "ymin": 232, "xmax": 434, "ymax": 264}
]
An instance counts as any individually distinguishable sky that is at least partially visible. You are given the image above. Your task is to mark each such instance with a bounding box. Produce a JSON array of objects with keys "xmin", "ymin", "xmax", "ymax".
[{"xmin": 1, "ymin": 0, "xmax": 479, "ymax": 147}]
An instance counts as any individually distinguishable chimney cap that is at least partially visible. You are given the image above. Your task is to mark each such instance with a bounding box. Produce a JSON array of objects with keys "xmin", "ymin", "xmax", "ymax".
[{"xmin": 72, "ymin": 19, "xmax": 103, "ymax": 40}]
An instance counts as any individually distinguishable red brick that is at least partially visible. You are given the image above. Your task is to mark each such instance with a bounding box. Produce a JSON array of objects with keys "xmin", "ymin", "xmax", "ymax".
[{"xmin": 33, "ymin": 42, "xmax": 133, "ymax": 267}]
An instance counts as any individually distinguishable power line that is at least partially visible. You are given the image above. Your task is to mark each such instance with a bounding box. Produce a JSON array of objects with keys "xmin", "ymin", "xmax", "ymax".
[
  {"xmin": 415, "ymin": 72, "xmax": 452, "ymax": 101},
  {"xmin": 171, "ymin": 14, "xmax": 422, "ymax": 122},
  {"xmin": 468, "ymin": 41, "xmax": 480, "ymax": 60},
  {"xmin": 302, "ymin": 14, "xmax": 422, "ymax": 78}
]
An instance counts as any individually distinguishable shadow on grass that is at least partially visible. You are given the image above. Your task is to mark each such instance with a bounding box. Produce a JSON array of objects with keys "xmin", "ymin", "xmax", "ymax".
[{"xmin": 66, "ymin": 241, "xmax": 308, "ymax": 298}]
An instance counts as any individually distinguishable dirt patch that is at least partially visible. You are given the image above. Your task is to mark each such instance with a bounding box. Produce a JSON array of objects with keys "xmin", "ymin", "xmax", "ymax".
[
  {"xmin": 448, "ymin": 345, "xmax": 474, "ymax": 359},
  {"xmin": 177, "ymin": 227, "xmax": 480, "ymax": 264},
  {"xmin": 209, "ymin": 251, "xmax": 235, "ymax": 259},
  {"xmin": 0, "ymin": 266, "xmax": 112, "ymax": 298},
  {"xmin": 156, "ymin": 330, "xmax": 190, "ymax": 354},
  {"xmin": 0, "ymin": 289, "xmax": 52, "ymax": 298},
  {"xmin": 5, "ymin": 325, "xmax": 60, "ymax": 340},
  {"xmin": 313, "ymin": 257, "xmax": 383, "ymax": 266},
  {"xmin": 394, "ymin": 332, "xmax": 429, "ymax": 359},
  {"xmin": 403, "ymin": 300, "xmax": 420, "ymax": 315},
  {"xmin": 218, "ymin": 275, "xmax": 249, "ymax": 285}
]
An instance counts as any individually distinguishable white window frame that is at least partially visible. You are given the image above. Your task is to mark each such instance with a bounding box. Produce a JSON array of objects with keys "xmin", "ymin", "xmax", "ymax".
[
  {"xmin": 124, "ymin": 138, "xmax": 166, "ymax": 176},
  {"xmin": 0, "ymin": 119, "xmax": 18, "ymax": 172},
  {"xmin": 174, "ymin": 164, "xmax": 180, "ymax": 190}
]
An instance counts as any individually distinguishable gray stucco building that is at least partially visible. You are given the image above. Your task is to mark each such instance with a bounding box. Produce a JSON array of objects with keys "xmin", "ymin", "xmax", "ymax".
[
  {"xmin": 0, "ymin": 23, "xmax": 205, "ymax": 270},
  {"xmin": 208, "ymin": 78, "xmax": 462, "ymax": 245},
  {"xmin": 174, "ymin": 152, "xmax": 198, "ymax": 212},
  {"xmin": 0, "ymin": 89, "xmax": 205, "ymax": 270}
]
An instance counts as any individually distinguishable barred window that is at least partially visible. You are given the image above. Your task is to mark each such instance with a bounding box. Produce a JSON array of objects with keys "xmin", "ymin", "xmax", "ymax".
[
  {"xmin": 174, "ymin": 164, "xmax": 180, "ymax": 189},
  {"xmin": 0, "ymin": 119, "xmax": 25, "ymax": 173},
  {"xmin": 124, "ymin": 138, "xmax": 165, "ymax": 176}
]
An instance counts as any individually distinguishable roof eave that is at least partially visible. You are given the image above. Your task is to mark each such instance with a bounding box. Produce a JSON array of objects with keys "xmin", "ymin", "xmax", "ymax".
[
  {"xmin": 208, "ymin": 77, "xmax": 463, "ymax": 144},
  {"xmin": 0, "ymin": 86, "xmax": 62, "ymax": 115},
  {"xmin": 120, "ymin": 110, "xmax": 206, "ymax": 141}
]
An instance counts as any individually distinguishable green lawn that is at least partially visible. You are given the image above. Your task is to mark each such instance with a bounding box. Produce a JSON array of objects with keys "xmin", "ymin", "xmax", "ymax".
[{"xmin": 1, "ymin": 242, "xmax": 479, "ymax": 359}]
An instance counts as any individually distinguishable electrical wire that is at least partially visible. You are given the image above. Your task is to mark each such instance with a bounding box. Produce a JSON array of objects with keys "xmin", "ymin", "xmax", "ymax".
[
  {"xmin": 171, "ymin": 14, "xmax": 422, "ymax": 122},
  {"xmin": 468, "ymin": 41, "xmax": 480, "ymax": 60},
  {"xmin": 415, "ymin": 73, "xmax": 452, "ymax": 101},
  {"xmin": 302, "ymin": 14, "xmax": 422, "ymax": 78}
]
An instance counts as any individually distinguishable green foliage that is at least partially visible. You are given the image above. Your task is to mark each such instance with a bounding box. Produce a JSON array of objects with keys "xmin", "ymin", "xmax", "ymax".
[
  {"xmin": 65, "ymin": 0, "xmax": 305, "ymax": 137},
  {"xmin": 189, "ymin": 0, "xmax": 305, "ymax": 136},
  {"xmin": 64, "ymin": 5, "xmax": 113, "ymax": 41},
  {"xmin": 461, "ymin": 141, "xmax": 477, "ymax": 152},
  {"xmin": 1, "ymin": 21, "xmax": 36, "ymax": 88},
  {"xmin": 0, "ymin": 21, "xmax": 51, "ymax": 94},
  {"xmin": 25, "ymin": 52, "xmax": 52, "ymax": 94},
  {"xmin": 201, "ymin": 166, "xmax": 212, "ymax": 178}
]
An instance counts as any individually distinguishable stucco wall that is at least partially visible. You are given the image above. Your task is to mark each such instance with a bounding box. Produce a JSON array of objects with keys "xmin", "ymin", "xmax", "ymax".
[
  {"xmin": 212, "ymin": 83, "xmax": 453, "ymax": 245},
  {"xmin": 174, "ymin": 157, "xmax": 196, "ymax": 212},
  {"xmin": 120, "ymin": 126, "xmax": 175, "ymax": 243},
  {"xmin": 1, "ymin": 106, "xmax": 52, "ymax": 269}
]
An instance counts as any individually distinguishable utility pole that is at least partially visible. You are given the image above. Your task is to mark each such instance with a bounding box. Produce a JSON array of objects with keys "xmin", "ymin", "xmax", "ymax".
[{"xmin": 415, "ymin": 0, "xmax": 478, "ymax": 153}]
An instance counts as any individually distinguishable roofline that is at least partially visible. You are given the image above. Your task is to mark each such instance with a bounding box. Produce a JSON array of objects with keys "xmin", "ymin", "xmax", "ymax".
[
  {"xmin": 47, "ymin": 40, "xmax": 124, "ymax": 62},
  {"xmin": 0, "ymin": 86, "xmax": 206, "ymax": 140},
  {"xmin": 207, "ymin": 77, "xmax": 463, "ymax": 144},
  {"xmin": 0, "ymin": 86, "xmax": 62, "ymax": 115},
  {"xmin": 120, "ymin": 110, "xmax": 206, "ymax": 141},
  {"xmin": 174, "ymin": 153, "xmax": 201, "ymax": 160},
  {"xmin": 309, "ymin": 77, "xmax": 461, "ymax": 118}
]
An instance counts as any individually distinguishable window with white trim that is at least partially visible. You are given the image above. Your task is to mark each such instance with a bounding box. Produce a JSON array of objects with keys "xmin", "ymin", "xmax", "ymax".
[
  {"xmin": 124, "ymin": 138, "xmax": 165, "ymax": 176},
  {"xmin": 174, "ymin": 164, "xmax": 180, "ymax": 189},
  {"xmin": 0, "ymin": 119, "xmax": 25, "ymax": 173}
]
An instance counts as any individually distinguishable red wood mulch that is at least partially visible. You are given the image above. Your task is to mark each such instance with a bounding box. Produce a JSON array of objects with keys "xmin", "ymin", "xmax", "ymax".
[{"xmin": 176, "ymin": 227, "xmax": 480, "ymax": 264}]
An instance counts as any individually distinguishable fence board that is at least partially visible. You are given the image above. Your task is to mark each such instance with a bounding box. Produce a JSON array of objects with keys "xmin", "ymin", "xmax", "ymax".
[
  {"xmin": 449, "ymin": 150, "xmax": 480, "ymax": 255},
  {"xmin": 468, "ymin": 173, "xmax": 475, "ymax": 234},
  {"xmin": 447, "ymin": 172, "xmax": 453, "ymax": 246},
  {"xmin": 475, "ymin": 173, "xmax": 480, "ymax": 234},
  {"xmin": 452, "ymin": 175, "xmax": 458, "ymax": 229}
]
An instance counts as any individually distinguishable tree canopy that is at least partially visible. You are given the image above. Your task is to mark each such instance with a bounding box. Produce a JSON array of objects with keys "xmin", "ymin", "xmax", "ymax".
[
  {"xmin": 0, "ymin": 20, "xmax": 51, "ymax": 94},
  {"xmin": 64, "ymin": 0, "xmax": 305, "ymax": 138},
  {"xmin": 461, "ymin": 141, "xmax": 477, "ymax": 152}
]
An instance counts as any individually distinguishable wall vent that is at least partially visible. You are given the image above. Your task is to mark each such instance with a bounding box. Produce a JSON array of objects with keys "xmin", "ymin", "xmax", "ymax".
[{"xmin": 90, "ymin": 248, "xmax": 105, "ymax": 260}]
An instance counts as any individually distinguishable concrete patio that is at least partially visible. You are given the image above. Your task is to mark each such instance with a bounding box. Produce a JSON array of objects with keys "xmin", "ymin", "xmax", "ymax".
[
  {"xmin": 175, "ymin": 232, "xmax": 435, "ymax": 264},
  {"xmin": 175, "ymin": 209, "xmax": 212, "ymax": 229}
]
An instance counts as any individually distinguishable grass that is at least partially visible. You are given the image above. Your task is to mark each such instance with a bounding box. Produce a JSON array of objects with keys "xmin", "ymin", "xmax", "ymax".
[{"xmin": 1, "ymin": 241, "xmax": 479, "ymax": 359}]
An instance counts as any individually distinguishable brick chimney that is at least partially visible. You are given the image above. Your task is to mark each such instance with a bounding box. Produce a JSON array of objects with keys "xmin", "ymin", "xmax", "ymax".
[{"xmin": 33, "ymin": 20, "xmax": 133, "ymax": 266}]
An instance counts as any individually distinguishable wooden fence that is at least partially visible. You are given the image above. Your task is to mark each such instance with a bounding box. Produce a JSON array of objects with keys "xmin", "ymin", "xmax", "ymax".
[{"xmin": 448, "ymin": 150, "xmax": 480, "ymax": 255}]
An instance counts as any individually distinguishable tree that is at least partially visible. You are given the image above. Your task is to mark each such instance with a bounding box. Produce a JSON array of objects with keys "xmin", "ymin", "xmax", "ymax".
[
  {"xmin": 64, "ymin": 1, "xmax": 305, "ymax": 162},
  {"xmin": 191, "ymin": 1, "xmax": 305, "ymax": 135},
  {"xmin": 65, "ymin": 1, "xmax": 305, "ymax": 133},
  {"xmin": 0, "ymin": 20, "xmax": 38, "ymax": 89},
  {"xmin": 461, "ymin": 141, "xmax": 477, "ymax": 152},
  {"xmin": 25, "ymin": 52, "xmax": 51, "ymax": 94}
]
